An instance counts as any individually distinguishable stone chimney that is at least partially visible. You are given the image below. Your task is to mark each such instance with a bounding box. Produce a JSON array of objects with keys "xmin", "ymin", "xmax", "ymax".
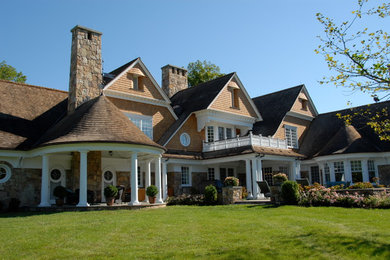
[
  {"xmin": 68, "ymin": 25, "xmax": 103, "ymax": 113},
  {"xmin": 161, "ymin": 64, "xmax": 188, "ymax": 98}
]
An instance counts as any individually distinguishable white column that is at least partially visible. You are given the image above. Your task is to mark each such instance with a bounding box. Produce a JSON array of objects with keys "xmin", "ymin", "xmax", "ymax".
[
  {"xmin": 155, "ymin": 156, "xmax": 163, "ymax": 204},
  {"xmin": 143, "ymin": 160, "xmax": 151, "ymax": 202},
  {"xmin": 289, "ymin": 161, "xmax": 296, "ymax": 180},
  {"xmin": 251, "ymin": 158, "xmax": 259, "ymax": 199},
  {"xmin": 362, "ymin": 159, "xmax": 369, "ymax": 182},
  {"xmin": 162, "ymin": 161, "xmax": 168, "ymax": 201},
  {"xmin": 215, "ymin": 166, "xmax": 221, "ymax": 180},
  {"xmin": 129, "ymin": 152, "xmax": 140, "ymax": 205},
  {"xmin": 245, "ymin": 159, "xmax": 253, "ymax": 199},
  {"xmin": 257, "ymin": 158, "xmax": 264, "ymax": 198},
  {"xmin": 318, "ymin": 163, "xmax": 325, "ymax": 185},
  {"xmin": 343, "ymin": 160, "xmax": 352, "ymax": 183},
  {"xmin": 38, "ymin": 154, "xmax": 50, "ymax": 207},
  {"xmin": 291, "ymin": 160, "xmax": 301, "ymax": 180},
  {"xmin": 77, "ymin": 151, "xmax": 89, "ymax": 207},
  {"xmin": 329, "ymin": 162, "xmax": 336, "ymax": 182}
]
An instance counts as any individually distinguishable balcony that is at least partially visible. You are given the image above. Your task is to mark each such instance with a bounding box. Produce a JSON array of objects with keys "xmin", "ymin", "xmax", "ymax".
[{"xmin": 202, "ymin": 132, "xmax": 289, "ymax": 152}]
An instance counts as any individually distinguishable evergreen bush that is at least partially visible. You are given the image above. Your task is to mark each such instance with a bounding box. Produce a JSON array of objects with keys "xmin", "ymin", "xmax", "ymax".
[
  {"xmin": 204, "ymin": 185, "xmax": 218, "ymax": 205},
  {"xmin": 146, "ymin": 185, "xmax": 159, "ymax": 197},
  {"xmin": 281, "ymin": 181, "xmax": 300, "ymax": 205}
]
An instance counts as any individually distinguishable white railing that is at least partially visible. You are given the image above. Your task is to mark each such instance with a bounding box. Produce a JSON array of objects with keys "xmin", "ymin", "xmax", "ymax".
[{"xmin": 202, "ymin": 132, "xmax": 288, "ymax": 152}]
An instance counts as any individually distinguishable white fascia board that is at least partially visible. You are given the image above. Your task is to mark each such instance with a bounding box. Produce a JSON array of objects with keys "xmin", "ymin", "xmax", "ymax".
[
  {"xmin": 195, "ymin": 109, "xmax": 256, "ymax": 131},
  {"xmin": 103, "ymin": 58, "xmax": 138, "ymax": 90},
  {"xmin": 104, "ymin": 89, "xmax": 178, "ymax": 120},
  {"xmin": 29, "ymin": 143, "xmax": 164, "ymax": 157},
  {"xmin": 301, "ymin": 85, "xmax": 319, "ymax": 116},
  {"xmin": 232, "ymin": 74, "xmax": 263, "ymax": 121},
  {"xmin": 286, "ymin": 111, "xmax": 314, "ymax": 121},
  {"xmin": 313, "ymin": 152, "xmax": 390, "ymax": 162},
  {"xmin": 163, "ymin": 114, "xmax": 192, "ymax": 146}
]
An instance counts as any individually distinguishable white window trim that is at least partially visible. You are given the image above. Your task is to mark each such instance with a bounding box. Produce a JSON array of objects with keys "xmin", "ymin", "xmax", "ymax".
[
  {"xmin": 125, "ymin": 112, "xmax": 153, "ymax": 140},
  {"xmin": 285, "ymin": 125, "xmax": 298, "ymax": 149},
  {"xmin": 133, "ymin": 75, "xmax": 139, "ymax": 90},
  {"xmin": 49, "ymin": 166, "xmax": 65, "ymax": 183},
  {"xmin": 208, "ymin": 167, "xmax": 215, "ymax": 181},
  {"xmin": 180, "ymin": 133, "xmax": 191, "ymax": 147},
  {"xmin": 0, "ymin": 163, "xmax": 11, "ymax": 184},
  {"xmin": 181, "ymin": 166, "xmax": 192, "ymax": 187}
]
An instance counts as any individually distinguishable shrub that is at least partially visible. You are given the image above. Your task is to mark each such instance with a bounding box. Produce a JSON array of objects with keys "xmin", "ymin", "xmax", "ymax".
[
  {"xmin": 242, "ymin": 186, "xmax": 248, "ymax": 198},
  {"xmin": 281, "ymin": 181, "xmax": 300, "ymax": 205},
  {"xmin": 166, "ymin": 194, "xmax": 204, "ymax": 205},
  {"xmin": 329, "ymin": 184, "xmax": 344, "ymax": 190},
  {"xmin": 146, "ymin": 185, "xmax": 158, "ymax": 197},
  {"xmin": 224, "ymin": 177, "xmax": 239, "ymax": 187},
  {"xmin": 273, "ymin": 173, "xmax": 288, "ymax": 184},
  {"xmin": 53, "ymin": 185, "xmax": 68, "ymax": 199},
  {"xmin": 348, "ymin": 182, "xmax": 374, "ymax": 189},
  {"xmin": 104, "ymin": 185, "xmax": 118, "ymax": 198},
  {"xmin": 204, "ymin": 185, "xmax": 218, "ymax": 205}
]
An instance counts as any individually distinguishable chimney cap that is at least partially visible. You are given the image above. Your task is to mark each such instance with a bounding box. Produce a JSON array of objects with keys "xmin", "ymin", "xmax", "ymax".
[
  {"xmin": 71, "ymin": 25, "xmax": 102, "ymax": 35},
  {"xmin": 161, "ymin": 64, "xmax": 187, "ymax": 71}
]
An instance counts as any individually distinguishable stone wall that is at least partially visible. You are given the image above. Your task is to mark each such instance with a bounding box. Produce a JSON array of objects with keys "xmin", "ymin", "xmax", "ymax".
[
  {"xmin": 168, "ymin": 171, "xmax": 209, "ymax": 196},
  {"xmin": 222, "ymin": 186, "xmax": 242, "ymax": 204},
  {"xmin": 0, "ymin": 167, "xmax": 41, "ymax": 207},
  {"xmin": 68, "ymin": 26, "xmax": 102, "ymax": 113},
  {"xmin": 161, "ymin": 65, "xmax": 188, "ymax": 98}
]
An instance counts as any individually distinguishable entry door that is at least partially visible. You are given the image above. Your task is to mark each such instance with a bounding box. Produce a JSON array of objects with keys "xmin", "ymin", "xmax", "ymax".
[
  {"xmin": 49, "ymin": 168, "xmax": 66, "ymax": 204},
  {"xmin": 101, "ymin": 169, "xmax": 116, "ymax": 202}
]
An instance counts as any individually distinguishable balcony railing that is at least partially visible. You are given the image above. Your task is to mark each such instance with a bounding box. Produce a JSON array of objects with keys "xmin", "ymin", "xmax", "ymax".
[{"xmin": 202, "ymin": 132, "xmax": 288, "ymax": 152}]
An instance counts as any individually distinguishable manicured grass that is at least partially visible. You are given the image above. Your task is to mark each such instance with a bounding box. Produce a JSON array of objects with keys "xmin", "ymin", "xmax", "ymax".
[{"xmin": 1, "ymin": 205, "xmax": 390, "ymax": 259}]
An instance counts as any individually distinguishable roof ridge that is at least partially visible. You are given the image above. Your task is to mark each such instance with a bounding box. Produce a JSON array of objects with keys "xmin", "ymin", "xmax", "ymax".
[
  {"xmin": 0, "ymin": 79, "xmax": 68, "ymax": 94},
  {"xmin": 171, "ymin": 72, "xmax": 235, "ymax": 99},
  {"xmin": 108, "ymin": 57, "xmax": 139, "ymax": 75},
  {"xmin": 318, "ymin": 99, "xmax": 390, "ymax": 116},
  {"xmin": 252, "ymin": 84, "xmax": 304, "ymax": 100}
]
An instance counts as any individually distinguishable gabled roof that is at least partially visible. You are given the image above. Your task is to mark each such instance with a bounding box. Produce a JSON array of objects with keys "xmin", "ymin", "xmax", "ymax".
[
  {"xmin": 103, "ymin": 58, "xmax": 138, "ymax": 85},
  {"xmin": 252, "ymin": 85, "xmax": 304, "ymax": 136},
  {"xmin": 299, "ymin": 100, "xmax": 390, "ymax": 158},
  {"xmin": 35, "ymin": 96, "xmax": 164, "ymax": 150},
  {"xmin": 0, "ymin": 80, "xmax": 68, "ymax": 150},
  {"xmin": 158, "ymin": 73, "xmax": 235, "ymax": 145}
]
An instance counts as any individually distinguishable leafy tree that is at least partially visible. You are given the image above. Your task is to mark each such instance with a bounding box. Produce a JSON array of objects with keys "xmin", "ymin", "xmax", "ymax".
[
  {"xmin": 316, "ymin": 0, "xmax": 390, "ymax": 140},
  {"xmin": 187, "ymin": 60, "xmax": 224, "ymax": 87},
  {"xmin": 0, "ymin": 61, "xmax": 27, "ymax": 83}
]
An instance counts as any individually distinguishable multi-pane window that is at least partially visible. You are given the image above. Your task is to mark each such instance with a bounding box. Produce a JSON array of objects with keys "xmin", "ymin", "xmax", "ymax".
[
  {"xmin": 226, "ymin": 128, "xmax": 232, "ymax": 139},
  {"xmin": 208, "ymin": 168, "xmax": 215, "ymax": 181},
  {"xmin": 350, "ymin": 160, "xmax": 363, "ymax": 183},
  {"xmin": 310, "ymin": 166, "xmax": 320, "ymax": 184},
  {"xmin": 127, "ymin": 113, "xmax": 153, "ymax": 139},
  {"xmin": 368, "ymin": 160, "xmax": 376, "ymax": 182},
  {"xmin": 324, "ymin": 164, "xmax": 330, "ymax": 183},
  {"xmin": 207, "ymin": 126, "xmax": 214, "ymax": 142},
  {"xmin": 181, "ymin": 166, "xmax": 190, "ymax": 186},
  {"xmin": 334, "ymin": 161, "xmax": 344, "ymax": 182},
  {"xmin": 285, "ymin": 125, "xmax": 298, "ymax": 148},
  {"xmin": 218, "ymin": 127, "xmax": 225, "ymax": 140},
  {"xmin": 227, "ymin": 168, "xmax": 234, "ymax": 177},
  {"xmin": 279, "ymin": 166, "xmax": 289, "ymax": 177},
  {"xmin": 263, "ymin": 167, "xmax": 273, "ymax": 185}
]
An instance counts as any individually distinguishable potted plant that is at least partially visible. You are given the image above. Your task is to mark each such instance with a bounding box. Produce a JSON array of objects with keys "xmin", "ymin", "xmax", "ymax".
[
  {"xmin": 53, "ymin": 185, "xmax": 68, "ymax": 206},
  {"xmin": 272, "ymin": 173, "xmax": 288, "ymax": 186},
  {"xmin": 224, "ymin": 176, "xmax": 239, "ymax": 187},
  {"xmin": 104, "ymin": 185, "xmax": 118, "ymax": 206},
  {"xmin": 146, "ymin": 185, "xmax": 158, "ymax": 204}
]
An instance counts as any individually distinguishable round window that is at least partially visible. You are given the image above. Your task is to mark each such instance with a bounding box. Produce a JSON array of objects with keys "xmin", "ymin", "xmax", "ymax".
[
  {"xmin": 0, "ymin": 164, "xmax": 11, "ymax": 184},
  {"xmin": 104, "ymin": 171, "xmax": 113, "ymax": 182},
  {"xmin": 50, "ymin": 169, "xmax": 62, "ymax": 182},
  {"xmin": 180, "ymin": 133, "xmax": 191, "ymax": 147}
]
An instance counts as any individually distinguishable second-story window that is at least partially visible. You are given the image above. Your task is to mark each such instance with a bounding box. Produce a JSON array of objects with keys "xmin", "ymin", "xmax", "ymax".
[
  {"xmin": 285, "ymin": 125, "xmax": 298, "ymax": 148},
  {"xmin": 133, "ymin": 76, "xmax": 139, "ymax": 90},
  {"xmin": 207, "ymin": 126, "xmax": 214, "ymax": 142},
  {"xmin": 230, "ymin": 88, "xmax": 239, "ymax": 108},
  {"xmin": 126, "ymin": 113, "xmax": 153, "ymax": 140}
]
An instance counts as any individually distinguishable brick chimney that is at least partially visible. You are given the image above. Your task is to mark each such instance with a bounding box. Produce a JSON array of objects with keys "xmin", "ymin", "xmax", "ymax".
[
  {"xmin": 68, "ymin": 25, "xmax": 103, "ymax": 113},
  {"xmin": 161, "ymin": 64, "xmax": 188, "ymax": 98}
]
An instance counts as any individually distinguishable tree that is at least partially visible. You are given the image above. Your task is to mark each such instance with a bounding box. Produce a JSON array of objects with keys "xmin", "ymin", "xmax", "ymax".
[
  {"xmin": 0, "ymin": 61, "xmax": 27, "ymax": 83},
  {"xmin": 187, "ymin": 60, "xmax": 224, "ymax": 87},
  {"xmin": 316, "ymin": 0, "xmax": 390, "ymax": 140}
]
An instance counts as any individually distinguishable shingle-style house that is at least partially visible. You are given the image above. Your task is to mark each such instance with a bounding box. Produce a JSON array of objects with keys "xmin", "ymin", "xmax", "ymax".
[{"xmin": 1, "ymin": 25, "xmax": 389, "ymax": 207}]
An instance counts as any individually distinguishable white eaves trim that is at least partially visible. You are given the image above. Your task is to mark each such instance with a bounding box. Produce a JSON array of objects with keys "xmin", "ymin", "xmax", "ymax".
[
  {"xmin": 207, "ymin": 73, "xmax": 263, "ymax": 121},
  {"xmin": 195, "ymin": 109, "xmax": 256, "ymax": 131},
  {"xmin": 104, "ymin": 89, "xmax": 178, "ymax": 120},
  {"xmin": 286, "ymin": 111, "xmax": 314, "ymax": 121}
]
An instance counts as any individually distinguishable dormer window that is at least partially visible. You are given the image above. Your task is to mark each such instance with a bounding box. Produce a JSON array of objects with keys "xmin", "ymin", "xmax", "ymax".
[
  {"xmin": 299, "ymin": 98, "xmax": 308, "ymax": 111},
  {"xmin": 127, "ymin": 67, "xmax": 145, "ymax": 91},
  {"xmin": 133, "ymin": 76, "xmax": 139, "ymax": 90},
  {"xmin": 228, "ymin": 82, "xmax": 240, "ymax": 109}
]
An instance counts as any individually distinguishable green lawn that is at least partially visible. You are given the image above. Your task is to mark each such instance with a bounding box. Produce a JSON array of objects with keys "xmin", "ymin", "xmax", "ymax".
[{"xmin": 1, "ymin": 205, "xmax": 390, "ymax": 259}]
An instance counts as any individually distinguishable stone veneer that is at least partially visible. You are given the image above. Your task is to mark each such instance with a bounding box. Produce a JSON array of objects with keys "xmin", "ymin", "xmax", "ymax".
[
  {"xmin": 68, "ymin": 25, "xmax": 103, "ymax": 113},
  {"xmin": 161, "ymin": 65, "xmax": 188, "ymax": 98}
]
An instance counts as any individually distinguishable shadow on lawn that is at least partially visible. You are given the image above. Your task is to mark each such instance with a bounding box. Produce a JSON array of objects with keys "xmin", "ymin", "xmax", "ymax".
[
  {"xmin": 0, "ymin": 211, "xmax": 60, "ymax": 218},
  {"xmin": 293, "ymin": 232, "xmax": 390, "ymax": 258},
  {"xmin": 245, "ymin": 204, "xmax": 281, "ymax": 209}
]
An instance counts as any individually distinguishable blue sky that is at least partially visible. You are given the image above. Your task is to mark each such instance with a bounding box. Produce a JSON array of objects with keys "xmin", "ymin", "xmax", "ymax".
[{"xmin": 1, "ymin": 0, "xmax": 388, "ymax": 113}]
